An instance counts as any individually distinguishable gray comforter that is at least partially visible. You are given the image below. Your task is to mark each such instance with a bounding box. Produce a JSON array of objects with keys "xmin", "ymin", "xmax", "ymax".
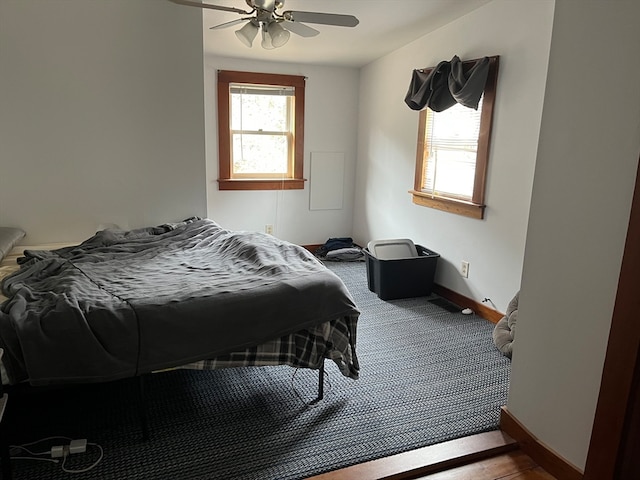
[{"xmin": 0, "ymin": 219, "xmax": 359, "ymax": 386}]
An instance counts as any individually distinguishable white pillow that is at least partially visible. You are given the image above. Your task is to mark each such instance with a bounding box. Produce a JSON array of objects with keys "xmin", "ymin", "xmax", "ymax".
[{"xmin": 0, "ymin": 227, "xmax": 26, "ymax": 261}]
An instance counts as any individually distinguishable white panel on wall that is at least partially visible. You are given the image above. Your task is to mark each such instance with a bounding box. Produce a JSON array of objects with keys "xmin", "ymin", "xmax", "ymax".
[{"xmin": 309, "ymin": 152, "xmax": 345, "ymax": 211}]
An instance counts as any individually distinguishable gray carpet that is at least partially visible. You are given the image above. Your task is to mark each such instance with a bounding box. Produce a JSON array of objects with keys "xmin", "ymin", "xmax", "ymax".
[{"xmin": 7, "ymin": 261, "xmax": 510, "ymax": 480}]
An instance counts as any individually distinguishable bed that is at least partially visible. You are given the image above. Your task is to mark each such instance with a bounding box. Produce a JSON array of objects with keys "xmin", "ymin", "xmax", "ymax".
[{"xmin": 0, "ymin": 218, "xmax": 360, "ymax": 394}]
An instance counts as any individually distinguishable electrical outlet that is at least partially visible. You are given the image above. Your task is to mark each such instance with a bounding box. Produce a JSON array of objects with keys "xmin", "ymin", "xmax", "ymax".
[
  {"xmin": 461, "ymin": 261, "xmax": 469, "ymax": 278},
  {"xmin": 265, "ymin": 224, "xmax": 274, "ymax": 235}
]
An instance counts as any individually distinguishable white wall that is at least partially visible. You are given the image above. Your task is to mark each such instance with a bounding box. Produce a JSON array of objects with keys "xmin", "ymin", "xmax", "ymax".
[
  {"xmin": 203, "ymin": 55, "xmax": 360, "ymax": 245},
  {"xmin": 0, "ymin": 0, "xmax": 207, "ymax": 244},
  {"xmin": 353, "ymin": 0, "xmax": 555, "ymax": 311},
  {"xmin": 508, "ymin": 0, "xmax": 640, "ymax": 470}
]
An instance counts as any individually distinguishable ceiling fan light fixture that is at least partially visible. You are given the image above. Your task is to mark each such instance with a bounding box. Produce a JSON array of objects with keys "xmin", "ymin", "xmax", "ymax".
[
  {"xmin": 268, "ymin": 21, "xmax": 290, "ymax": 48},
  {"xmin": 234, "ymin": 20, "xmax": 259, "ymax": 47},
  {"xmin": 168, "ymin": 0, "xmax": 360, "ymax": 50},
  {"xmin": 261, "ymin": 26, "xmax": 275, "ymax": 50}
]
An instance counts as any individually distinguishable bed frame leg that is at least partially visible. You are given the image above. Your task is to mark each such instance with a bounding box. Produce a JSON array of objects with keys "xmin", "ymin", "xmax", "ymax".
[
  {"xmin": 136, "ymin": 375, "xmax": 149, "ymax": 442},
  {"xmin": 317, "ymin": 359, "xmax": 325, "ymax": 401}
]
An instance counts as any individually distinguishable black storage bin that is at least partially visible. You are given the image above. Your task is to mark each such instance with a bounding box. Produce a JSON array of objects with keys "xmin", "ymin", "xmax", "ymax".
[{"xmin": 364, "ymin": 244, "xmax": 440, "ymax": 300}]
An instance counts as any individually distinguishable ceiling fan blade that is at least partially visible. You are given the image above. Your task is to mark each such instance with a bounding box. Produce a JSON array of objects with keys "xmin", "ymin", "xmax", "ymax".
[
  {"xmin": 282, "ymin": 11, "xmax": 359, "ymax": 28},
  {"xmin": 168, "ymin": 0, "xmax": 252, "ymax": 15},
  {"xmin": 210, "ymin": 18, "xmax": 249, "ymax": 29},
  {"xmin": 281, "ymin": 20, "xmax": 319, "ymax": 38}
]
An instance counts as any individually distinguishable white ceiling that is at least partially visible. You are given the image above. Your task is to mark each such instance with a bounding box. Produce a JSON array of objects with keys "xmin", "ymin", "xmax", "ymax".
[{"xmin": 194, "ymin": 0, "xmax": 493, "ymax": 67}]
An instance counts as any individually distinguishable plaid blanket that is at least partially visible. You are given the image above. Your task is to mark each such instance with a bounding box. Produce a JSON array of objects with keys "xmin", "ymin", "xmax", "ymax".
[{"xmin": 180, "ymin": 315, "xmax": 358, "ymax": 379}]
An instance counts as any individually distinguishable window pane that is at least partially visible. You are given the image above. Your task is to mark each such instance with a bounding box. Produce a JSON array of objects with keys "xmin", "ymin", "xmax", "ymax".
[
  {"xmin": 232, "ymin": 134, "xmax": 289, "ymax": 174},
  {"xmin": 423, "ymin": 97, "xmax": 483, "ymax": 200},
  {"xmin": 231, "ymin": 93, "xmax": 289, "ymax": 132},
  {"xmin": 428, "ymin": 149, "xmax": 476, "ymax": 198},
  {"xmin": 430, "ymin": 100, "xmax": 481, "ymax": 148}
]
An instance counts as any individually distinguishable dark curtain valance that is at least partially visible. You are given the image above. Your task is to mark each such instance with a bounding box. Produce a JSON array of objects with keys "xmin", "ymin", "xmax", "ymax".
[{"xmin": 405, "ymin": 55, "xmax": 490, "ymax": 112}]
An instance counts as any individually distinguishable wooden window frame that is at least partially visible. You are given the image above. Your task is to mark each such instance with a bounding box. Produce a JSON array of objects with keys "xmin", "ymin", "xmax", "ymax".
[
  {"xmin": 410, "ymin": 56, "xmax": 499, "ymax": 219},
  {"xmin": 217, "ymin": 70, "xmax": 306, "ymax": 191}
]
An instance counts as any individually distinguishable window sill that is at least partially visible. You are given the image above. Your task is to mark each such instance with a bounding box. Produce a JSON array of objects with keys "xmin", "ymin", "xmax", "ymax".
[
  {"xmin": 219, "ymin": 178, "xmax": 306, "ymax": 191},
  {"xmin": 409, "ymin": 190, "xmax": 485, "ymax": 219}
]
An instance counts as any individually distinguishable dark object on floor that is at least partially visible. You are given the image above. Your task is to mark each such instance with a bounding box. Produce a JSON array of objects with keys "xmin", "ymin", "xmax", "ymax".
[
  {"xmin": 365, "ymin": 244, "xmax": 440, "ymax": 300},
  {"xmin": 315, "ymin": 237, "xmax": 364, "ymax": 261}
]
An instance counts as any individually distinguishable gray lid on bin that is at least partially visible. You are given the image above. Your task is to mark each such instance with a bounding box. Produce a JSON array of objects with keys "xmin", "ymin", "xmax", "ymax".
[{"xmin": 367, "ymin": 239, "xmax": 418, "ymax": 260}]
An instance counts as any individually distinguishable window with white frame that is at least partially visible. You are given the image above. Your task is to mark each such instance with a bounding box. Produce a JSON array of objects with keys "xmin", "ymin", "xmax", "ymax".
[{"xmin": 230, "ymin": 84, "xmax": 294, "ymax": 178}]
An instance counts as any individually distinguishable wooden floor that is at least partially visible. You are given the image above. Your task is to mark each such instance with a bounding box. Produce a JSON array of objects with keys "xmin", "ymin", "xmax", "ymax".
[
  {"xmin": 308, "ymin": 431, "xmax": 556, "ymax": 480},
  {"xmin": 416, "ymin": 450, "xmax": 557, "ymax": 480}
]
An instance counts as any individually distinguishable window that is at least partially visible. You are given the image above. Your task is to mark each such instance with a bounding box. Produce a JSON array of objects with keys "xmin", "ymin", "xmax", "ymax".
[
  {"xmin": 410, "ymin": 56, "xmax": 499, "ymax": 219},
  {"xmin": 217, "ymin": 70, "xmax": 306, "ymax": 190}
]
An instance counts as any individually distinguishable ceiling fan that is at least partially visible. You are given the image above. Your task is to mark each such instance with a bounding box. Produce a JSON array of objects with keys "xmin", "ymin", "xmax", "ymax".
[{"xmin": 168, "ymin": 0, "xmax": 359, "ymax": 49}]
